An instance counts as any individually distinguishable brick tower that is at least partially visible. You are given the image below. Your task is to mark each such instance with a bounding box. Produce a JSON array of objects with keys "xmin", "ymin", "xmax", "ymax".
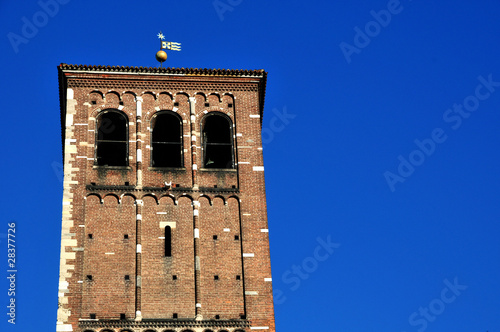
[{"xmin": 56, "ymin": 64, "xmax": 275, "ymax": 332}]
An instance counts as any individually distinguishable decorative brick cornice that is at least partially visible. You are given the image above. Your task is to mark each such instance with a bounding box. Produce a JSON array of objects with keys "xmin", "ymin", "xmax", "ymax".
[
  {"xmin": 59, "ymin": 63, "xmax": 266, "ymax": 78},
  {"xmin": 78, "ymin": 318, "xmax": 250, "ymax": 330},
  {"xmin": 85, "ymin": 185, "xmax": 240, "ymax": 194}
]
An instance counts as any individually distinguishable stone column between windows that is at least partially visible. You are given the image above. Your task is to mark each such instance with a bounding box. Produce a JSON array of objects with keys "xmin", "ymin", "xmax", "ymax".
[
  {"xmin": 135, "ymin": 200, "xmax": 143, "ymax": 321},
  {"xmin": 188, "ymin": 97, "xmax": 198, "ymax": 189},
  {"xmin": 193, "ymin": 200, "xmax": 201, "ymax": 319},
  {"xmin": 136, "ymin": 96, "xmax": 143, "ymax": 188}
]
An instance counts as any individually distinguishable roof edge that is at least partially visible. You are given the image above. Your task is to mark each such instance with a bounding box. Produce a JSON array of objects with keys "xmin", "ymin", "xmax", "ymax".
[{"xmin": 58, "ymin": 63, "xmax": 267, "ymax": 78}]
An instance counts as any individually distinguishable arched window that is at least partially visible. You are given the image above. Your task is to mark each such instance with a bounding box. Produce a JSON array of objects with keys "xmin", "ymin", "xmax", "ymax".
[
  {"xmin": 202, "ymin": 113, "xmax": 234, "ymax": 169},
  {"xmin": 151, "ymin": 111, "xmax": 183, "ymax": 167},
  {"xmin": 165, "ymin": 226, "xmax": 172, "ymax": 257},
  {"xmin": 96, "ymin": 110, "xmax": 128, "ymax": 166}
]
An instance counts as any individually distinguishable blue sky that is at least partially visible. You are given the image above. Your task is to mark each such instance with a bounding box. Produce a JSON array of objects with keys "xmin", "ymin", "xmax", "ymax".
[{"xmin": 1, "ymin": 0, "xmax": 500, "ymax": 331}]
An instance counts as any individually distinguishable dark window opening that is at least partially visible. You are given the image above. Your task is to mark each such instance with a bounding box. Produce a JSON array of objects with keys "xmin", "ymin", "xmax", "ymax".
[
  {"xmin": 234, "ymin": 235, "xmax": 239, "ymax": 240},
  {"xmin": 213, "ymin": 235, "xmax": 218, "ymax": 240},
  {"xmin": 91, "ymin": 182, "xmax": 96, "ymax": 186},
  {"xmin": 120, "ymin": 313, "xmax": 126, "ymax": 320},
  {"xmin": 86, "ymin": 275, "xmax": 93, "ymax": 281},
  {"xmin": 173, "ymin": 313, "xmax": 178, "ymax": 319},
  {"xmin": 124, "ymin": 275, "xmax": 130, "ymax": 280},
  {"xmin": 125, "ymin": 181, "xmax": 130, "ymax": 186},
  {"xmin": 174, "ymin": 102, "xmax": 179, "ymax": 106},
  {"xmin": 91, "ymin": 100, "xmax": 97, "ymax": 105},
  {"xmin": 205, "ymin": 102, "xmax": 210, "ymax": 107},
  {"xmin": 240, "ymin": 314, "xmax": 246, "ymax": 319},
  {"xmin": 202, "ymin": 114, "xmax": 234, "ymax": 169},
  {"xmin": 236, "ymin": 275, "xmax": 241, "ymax": 280},
  {"xmin": 90, "ymin": 313, "xmax": 96, "ymax": 319},
  {"xmin": 124, "ymin": 234, "xmax": 129, "ymax": 239},
  {"xmin": 96, "ymin": 111, "xmax": 128, "ymax": 166},
  {"xmin": 228, "ymin": 103, "xmax": 233, "ymax": 108},
  {"xmin": 165, "ymin": 226, "xmax": 172, "ymax": 257},
  {"xmin": 88, "ymin": 234, "xmax": 93, "ymax": 239},
  {"xmin": 151, "ymin": 112, "xmax": 183, "ymax": 167},
  {"xmin": 119, "ymin": 101, "xmax": 124, "ymax": 105},
  {"xmin": 214, "ymin": 275, "xmax": 219, "ymax": 280},
  {"xmin": 215, "ymin": 315, "xmax": 220, "ymax": 319},
  {"xmin": 232, "ymin": 185, "xmax": 236, "ymax": 189},
  {"xmin": 172, "ymin": 275, "xmax": 177, "ymax": 280},
  {"xmin": 214, "ymin": 185, "xmax": 218, "ymax": 188}
]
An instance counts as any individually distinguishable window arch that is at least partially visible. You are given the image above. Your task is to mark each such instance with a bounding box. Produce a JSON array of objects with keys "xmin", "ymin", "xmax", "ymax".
[
  {"xmin": 96, "ymin": 110, "xmax": 128, "ymax": 166},
  {"xmin": 151, "ymin": 111, "xmax": 183, "ymax": 167},
  {"xmin": 202, "ymin": 113, "xmax": 234, "ymax": 169}
]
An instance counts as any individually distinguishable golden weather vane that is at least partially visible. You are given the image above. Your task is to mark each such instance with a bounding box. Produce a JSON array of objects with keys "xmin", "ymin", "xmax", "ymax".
[{"xmin": 155, "ymin": 31, "xmax": 182, "ymax": 67}]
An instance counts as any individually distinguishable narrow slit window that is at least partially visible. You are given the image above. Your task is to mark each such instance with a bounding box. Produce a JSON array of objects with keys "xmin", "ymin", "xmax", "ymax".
[
  {"xmin": 202, "ymin": 113, "xmax": 234, "ymax": 169},
  {"xmin": 165, "ymin": 225, "xmax": 172, "ymax": 257},
  {"xmin": 151, "ymin": 111, "xmax": 183, "ymax": 167},
  {"xmin": 96, "ymin": 110, "xmax": 128, "ymax": 166}
]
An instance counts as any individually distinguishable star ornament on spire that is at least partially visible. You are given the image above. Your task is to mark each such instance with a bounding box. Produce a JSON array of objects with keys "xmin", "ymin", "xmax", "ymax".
[{"xmin": 157, "ymin": 31, "xmax": 165, "ymax": 40}]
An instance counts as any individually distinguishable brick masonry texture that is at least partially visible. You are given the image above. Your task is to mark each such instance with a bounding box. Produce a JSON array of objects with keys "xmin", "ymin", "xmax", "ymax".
[{"xmin": 56, "ymin": 64, "xmax": 275, "ymax": 332}]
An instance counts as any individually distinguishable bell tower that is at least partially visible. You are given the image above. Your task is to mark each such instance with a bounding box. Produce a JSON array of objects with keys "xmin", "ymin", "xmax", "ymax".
[{"xmin": 56, "ymin": 63, "xmax": 276, "ymax": 332}]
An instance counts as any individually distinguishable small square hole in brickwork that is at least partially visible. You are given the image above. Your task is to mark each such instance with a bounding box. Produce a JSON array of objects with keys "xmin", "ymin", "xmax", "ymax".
[
  {"xmin": 91, "ymin": 100, "xmax": 97, "ymax": 105},
  {"xmin": 88, "ymin": 234, "xmax": 93, "ymax": 239},
  {"xmin": 214, "ymin": 185, "xmax": 217, "ymax": 188},
  {"xmin": 125, "ymin": 275, "xmax": 130, "ymax": 280},
  {"xmin": 86, "ymin": 275, "xmax": 92, "ymax": 281},
  {"xmin": 90, "ymin": 313, "xmax": 96, "ymax": 319},
  {"xmin": 213, "ymin": 235, "xmax": 218, "ymax": 240},
  {"xmin": 234, "ymin": 235, "xmax": 239, "ymax": 240},
  {"xmin": 240, "ymin": 314, "xmax": 246, "ymax": 319},
  {"xmin": 125, "ymin": 181, "xmax": 129, "ymax": 186},
  {"xmin": 173, "ymin": 275, "xmax": 177, "ymax": 280},
  {"xmin": 119, "ymin": 101, "xmax": 124, "ymax": 105},
  {"xmin": 236, "ymin": 275, "xmax": 241, "ymax": 280},
  {"xmin": 232, "ymin": 185, "xmax": 236, "ymax": 189},
  {"xmin": 124, "ymin": 234, "xmax": 129, "ymax": 239},
  {"xmin": 228, "ymin": 103, "xmax": 233, "ymax": 108},
  {"xmin": 120, "ymin": 313, "xmax": 126, "ymax": 320},
  {"xmin": 173, "ymin": 313, "xmax": 178, "ymax": 319},
  {"xmin": 91, "ymin": 182, "xmax": 96, "ymax": 186},
  {"xmin": 176, "ymin": 183, "xmax": 180, "ymax": 187},
  {"xmin": 174, "ymin": 102, "xmax": 179, "ymax": 107},
  {"xmin": 205, "ymin": 102, "xmax": 210, "ymax": 107},
  {"xmin": 214, "ymin": 275, "xmax": 219, "ymax": 280},
  {"xmin": 215, "ymin": 315, "xmax": 220, "ymax": 319}
]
